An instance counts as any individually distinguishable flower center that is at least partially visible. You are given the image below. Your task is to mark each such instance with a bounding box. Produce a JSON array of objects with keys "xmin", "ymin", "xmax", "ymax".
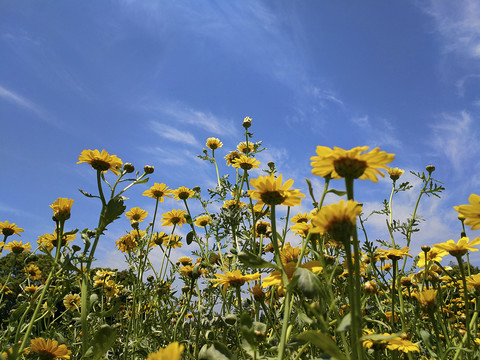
[
  {"xmin": 334, "ymin": 158, "xmax": 367, "ymax": 179},
  {"xmin": 2, "ymin": 228, "xmax": 14, "ymax": 236},
  {"xmin": 260, "ymin": 191, "xmax": 286, "ymax": 206},
  {"xmin": 153, "ymin": 190, "xmax": 164, "ymax": 198},
  {"xmin": 91, "ymin": 159, "xmax": 111, "ymax": 171}
]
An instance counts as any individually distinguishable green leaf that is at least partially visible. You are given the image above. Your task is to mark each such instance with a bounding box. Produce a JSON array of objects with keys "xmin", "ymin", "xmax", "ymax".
[
  {"xmin": 198, "ymin": 342, "xmax": 231, "ymax": 360},
  {"xmin": 336, "ymin": 313, "xmax": 351, "ymax": 332},
  {"xmin": 78, "ymin": 189, "xmax": 100, "ymax": 198},
  {"xmin": 186, "ymin": 230, "xmax": 195, "ymax": 245},
  {"xmin": 293, "ymin": 267, "xmax": 321, "ymax": 298},
  {"xmin": 92, "ymin": 324, "xmax": 117, "ymax": 360},
  {"xmin": 240, "ymin": 312, "xmax": 255, "ymax": 346},
  {"xmin": 296, "ymin": 330, "xmax": 348, "ymax": 360},
  {"xmin": 238, "ymin": 250, "xmax": 276, "ymax": 269},
  {"xmin": 10, "ymin": 302, "xmax": 29, "ymax": 322},
  {"xmin": 327, "ymin": 189, "xmax": 347, "ymax": 197},
  {"xmin": 103, "ymin": 196, "xmax": 127, "ymax": 226}
]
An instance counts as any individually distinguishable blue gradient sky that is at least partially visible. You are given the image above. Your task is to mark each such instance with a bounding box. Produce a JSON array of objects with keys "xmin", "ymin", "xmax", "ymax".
[{"xmin": 2, "ymin": 1, "xmax": 480, "ymax": 268}]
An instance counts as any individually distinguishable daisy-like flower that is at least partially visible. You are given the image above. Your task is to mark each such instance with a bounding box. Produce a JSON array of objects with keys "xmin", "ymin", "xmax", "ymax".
[
  {"xmin": 291, "ymin": 222, "xmax": 314, "ymax": 238},
  {"xmin": 38, "ymin": 232, "xmax": 75, "ymax": 252},
  {"xmin": 25, "ymin": 285, "xmax": 39, "ymax": 294},
  {"xmin": 310, "ymin": 200, "xmax": 362, "ymax": 240},
  {"xmin": 29, "ymin": 338, "xmax": 72, "ymax": 359},
  {"xmin": 172, "ymin": 186, "xmax": 195, "ymax": 201},
  {"xmin": 311, "ymin": 146, "xmax": 395, "ymax": 182},
  {"xmin": 385, "ymin": 337, "xmax": 420, "ymax": 353},
  {"xmin": 248, "ymin": 174, "xmax": 305, "ymax": 207},
  {"xmin": 50, "ymin": 198, "xmax": 74, "ymax": 222},
  {"xmin": 161, "ymin": 209, "xmax": 187, "ymax": 227},
  {"xmin": 454, "ymin": 194, "xmax": 480, "ymax": 230},
  {"xmin": 206, "ymin": 137, "xmax": 223, "ymax": 150},
  {"xmin": 104, "ymin": 279, "xmax": 122, "ymax": 298},
  {"xmin": 381, "ymin": 247, "xmax": 412, "ymax": 261},
  {"xmin": 249, "ymin": 284, "xmax": 266, "ymax": 302},
  {"xmin": 255, "ymin": 221, "xmax": 271, "ymax": 236},
  {"xmin": 115, "ymin": 233, "xmax": 137, "ymax": 253},
  {"xmin": 280, "ymin": 243, "xmax": 301, "ymax": 265},
  {"xmin": 4, "ymin": 240, "xmax": 31, "ymax": 254},
  {"xmin": 388, "ymin": 167, "xmax": 405, "ymax": 181},
  {"xmin": 232, "ymin": 155, "xmax": 260, "ymax": 171},
  {"xmin": 125, "ymin": 207, "xmax": 148, "ymax": 223},
  {"xmin": 0, "ymin": 221, "xmax": 24, "ymax": 237},
  {"xmin": 414, "ymin": 289, "xmax": 438, "ymax": 311},
  {"xmin": 223, "ymin": 199, "xmax": 246, "ymax": 209},
  {"xmin": 177, "ymin": 256, "xmax": 193, "ymax": 266},
  {"xmin": 237, "ymin": 141, "xmax": 254, "ymax": 154},
  {"xmin": 211, "ymin": 270, "xmax": 261, "ymax": 294},
  {"xmin": 179, "ymin": 264, "xmax": 194, "ymax": 277},
  {"xmin": 150, "ymin": 232, "xmax": 168, "ymax": 247},
  {"xmin": 225, "ymin": 151, "xmax": 242, "ymax": 166},
  {"xmin": 163, "ymin": 235, "xmax": 183, "ymax": 248},
  {"xmin": 24, "ymin": 264, "xmax": 42, "ymax": 281},
  {"xmin": 142, "ymin": 183, "xmax": 173, "ymax": 202},
  {"xmin": 77, "ymin": 149, "xmax": 123, "ymax": 175},
  {"xmin": 262, "ymin": 261, "xmax": 323, "ymax": 289},
  {"xmin": 291, "ymin": 212, "xmax": 312, "ymax": 224},
  {"xmin": 194, "ymin": 215, "xmax": 211, "ymax": 227},
  {"xmin": 466, "ymin": 273, "xmax": 480, "ymax": 291},
  {"xmin": 416, "ymin": 248, "xmax": 448, "ymax": 268},
  {"xmin": 434, "ymin": 237, "xmax": 480, "ymax": 257},
  {"xmin": 147, "ymin": 342, "xmax": 185, "ymax": 360},
  {"xmin": 64, "ymin": 294, "xmax": 81, "ymax": 311}
]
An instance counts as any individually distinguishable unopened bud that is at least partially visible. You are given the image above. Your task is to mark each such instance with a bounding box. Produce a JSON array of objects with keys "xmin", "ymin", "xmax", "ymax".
[
  {"xmin": 123, "ymin": 163, "xmax": 135, "ymax": 173},
  {"xmin": 243, "ymin": 116, "xmax": 252, "ymax": 129},
  {"xmin": 144, "ymin": 165, "xmax": 154, "ymax": 174},
  {"xmin": 421, "ymin": 245, "xmax": 431, "ymax": 253},
  {"xmin": 426, "ymin": 165, "xmax": 435, "ymax": 174}
]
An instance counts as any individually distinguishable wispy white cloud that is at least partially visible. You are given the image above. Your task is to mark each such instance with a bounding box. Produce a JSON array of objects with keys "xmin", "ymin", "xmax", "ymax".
[
  {"xmin": 149, "ymin": 121, "xmax": 199, "ymax": 146},
  {"xmin": 422, "ymin": 0, "xmax": 480, "ymax": 59},
  {"xmin": 430, "ymin": 111, "xmax": 478, "ymax": 173},
  {"xmin": 0, "ymin": 84, "xmax": 57, "ymax": 126},
  {"xmin": 350, "ymin": 115, "xmax": 402, "ymax": 150}
]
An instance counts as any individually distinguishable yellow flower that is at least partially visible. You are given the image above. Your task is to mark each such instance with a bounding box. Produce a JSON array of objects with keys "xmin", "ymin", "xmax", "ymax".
[
  {"xmin": 414, "ymin": 289, "xmax": 438, "ymax": 310},
  {"xmin": 163, "ymin": 235, "xmax": 183, "ymax": 248},
  {"xmin": 4, "ymin": 240, "xmax": 31, "ymax": 254},
  {"xmin": 416, "ymin": 248, "xmax": 448, "ymax": 268},
  {"xmin": 147, "ymin": 342, "xmax": 185, "ymax": 360},
  {"xmin": 434, "ymin": 236, "xmax": 480, "ymax": 257},
  {"xmin": 454, "ymin": 194, "xmax": 480, "ymax": 230},
  {"xmin": 291, "ymin": 212, "xmax": 312, "ymax": 224},
  {"xmin": 211, "ymin": 270, "xmax": 261, "ymax": 294},
  {"xmin": 29, "ymin": 338, "xmax": 72, "ymax": 359},
  {"xmin": 255, "ymin": 221, "xmax": 271, "ymax": 236},
  {"xmin": 248, "ymin": 174, "xmax": 305, "ymax": 207},
  {"xmin": 50, "ymin": 198, "xmax": 74, "ymax": 222},
  {"xmin": 237, "ymin": 141, "xmax": 254, "ymax": 154},
  {"xmin": 291, "ymin": 222, "xmax": 314, "ymax": 238},
  {"xmin": 161, "ymin": 209, "xmax": 187, "ymax": 227},
  {"xmin": 232, "ymin": 155, "xmax": 260, "ymax": 171},
  {"xmin": 24, "ymin": 264, "xmax": 42, "ymax": 281},
  {"xmin": 125, "ymin": 207, "xmax": 148, "ymax": 223},
  {"xmin": 388, "ymin": 167, "xmax": 405, "ymax": 181},
  {"xmin": 142, "ymin": 183, "xmax": 173, "ymax": 202},
  {"xmin": 206, "ymin": 137, "xmax": 223, "ymax": 150},
  {"xmin": 385, "ymin": 337, "xmax": 420, "ymax": 353},
  {"xmin": 172, "ymin": 186, "xmax": 195, "ymax": 201},
  {"xmin": 150, "ymin": 232, "xmax": 168, "ymax": 247},
  {"xmin": 225, "ymin": 151, "xmax": 242, "ymax": 166},
  {"xmin": 262, "ymin": 261, "xmax": 323, "ymax": 288},
  {"xmin": 380, "ymin": 247, "xmax": 412, "ymax": 261},
  {"xmin": 115, "ymin": 233, "xmax": 137, "ymax": 252},
  {"xmin": 466, "ymin": 273, "xmax": 480, "ymax": 291},
  {"xmin": 104, "ymin": 279, "xmax": 122, "ymax": 298},
  {"xmin": 77, "ymin": 149, "xmax": 123, "ymax": 175},
  {"xmin": 310, "ymin": 200, "xmax": 362, "ymax": 238},
  {"xmin": 194, "ymin": 215, "xmax": 211, "ymax": 227},
  {"xmin": 24, "ymin": 285, "xmax": 39, "ymax": 294},
  {"xmin": 177, "ymin": 256, "xmax": 193, "ymax": 265},
  {"xmin": 223, "ymin": 199, "xmax": 246, "ymax": 209},
  {"xmin": 64, "ymin": 294, "xmax": 81, "ymax": 311},
  {"xmin": 0, "ymin": 221, "xmax": 24, "ymax": 237},
  {"xmin": 311, "ymin": 146, "xmax": 395, "ymax": 182},
  {"xmin": 280, "ymin": 243, "xmax": 301, "ymax": 265},
  {"xmin": 38, "ymin": 232, "xmax": 75, "ymax": 252}
]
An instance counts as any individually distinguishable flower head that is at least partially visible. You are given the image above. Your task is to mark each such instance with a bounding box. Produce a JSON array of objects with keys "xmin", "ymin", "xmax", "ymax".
[
  {"xmin": 237, "ymin": 141, "xmax": 254, "ymax": 154},
  {"xmin": 115, "ymin": 233, "xmax": 138, "ymax": 252},
  {"xmin": 29, "ymin": 337, "xmax": 72, "ymax": 359},
  {"xmin": 194, "ymin": 215, "xmax": 211, "ymax": 227},
  {"xmin": 211, "ymin": 270, "xmax": 261, "ymax": 293},
  {"xmin": 414, "ymin": 289, "xmax": 438, "ymax": 311},
  {"xmin": 50, "ymin": 198, "xmax": 74, "ymax": 222},
  {"xmin": 64, "ymin": 294, "xmax": 81, "ymax": 311},
  {"xmin": 206, "ymin": 137, "xmax": 223, "ymax": 150},
  {"xmin": 434, "ymin": 237, "xmax": 480, "ymax": 257},
  {"xmin": 25, "ymin": 264, "xmax": 42, "ymax": 281},
  {"xmin": 311, "ymin": 146, "xmax": 395, "ymax": 182},
  {"xmin": 172, "ymin": 186, "xmax": 195, "ymax": 201},
  {"xmin": 291, "ymin": 212, "xmax": 312, "ymax": 224},
  {"xmin": 225, "ymin": 151, "xmax": 242, "ymax": 166},
  {"xmin": 417, "ymin": 247, "xmax": 448, "ymax": 268},
  {"xmin": 0, "ymin": 221, "xmax": 24, "ymax": 237},
  {"xmin": 262, "ymin": 261, "xmax": 322, "ymax": 289},
  {"xmin": 232, "ymin": 155, "xmax": 260, "ymax": 171},
  {"xmin": 248, "ymin": 174, "xmax": 305, "ymax": 207},
  {"xmin": 125, "ymin": 207, "xmax": 148, "ymax": 223},
  {"xmin": 147, "ymin": 342, "xmax": 184, "ymax": 360},
  {"xmin": 142, "ymin": 183, "xmax": 173, "ymax": 202},
  {"xmin": 161, "ymin": 209, "xmax": 187, "ymax": 227},
  {"xmin": 310, "ymin": 200, "xmax": 362, "ymax": 240},
  {"xmin": 388, "ymin": 167, "xmax": 405, "ymax": 181},
  {"xmin": 77, "ymin": 149, "xmax": 123, "ymax": 175},
  {"xmin": 454, "ymin": 194, "xmax": 480, "ymax": 230},
  {"xmin": 38, "ymin": 232, "xmax": 75, "ymax": 252},
  {"xmin": 4, "ymin": 240, "xmax": 31, "ymax": 254}
]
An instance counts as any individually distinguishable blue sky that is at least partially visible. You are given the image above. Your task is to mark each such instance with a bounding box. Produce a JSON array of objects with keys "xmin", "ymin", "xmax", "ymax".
[{"xmin": 1, "ymin": 1, "xmax": 480, "ymax": 268}]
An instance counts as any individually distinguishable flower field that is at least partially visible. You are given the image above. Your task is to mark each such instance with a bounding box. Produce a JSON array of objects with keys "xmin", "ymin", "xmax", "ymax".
[{"xmin": 2, "ymin": 118, "xmax": 480, "ymax": 360}]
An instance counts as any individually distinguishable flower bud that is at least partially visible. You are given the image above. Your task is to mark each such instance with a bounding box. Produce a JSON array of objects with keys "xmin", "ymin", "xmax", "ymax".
[
  {"xmin": 144, "ymin": 165, "xmax": 154, "ymax": 174},
  {"xmin": 243, "ymin": 116, "xmax": 252, "ymax": 129},
  {"xmin": 123, "ymin": 163, "xmax": 135, "ymax": 173},
  {"xmin": 425, "ymin": 165, "xmax": 435, "ymax": 174},
  {"xmin": 421, "ymin": 245, "xmax": 430, "ymax": 253}
]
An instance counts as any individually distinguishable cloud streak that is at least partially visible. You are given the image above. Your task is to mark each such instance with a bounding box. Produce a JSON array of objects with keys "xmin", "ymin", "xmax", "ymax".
[{"xmin": 149, "ymin": 121, "xmax": 199, "ymax": 146}]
